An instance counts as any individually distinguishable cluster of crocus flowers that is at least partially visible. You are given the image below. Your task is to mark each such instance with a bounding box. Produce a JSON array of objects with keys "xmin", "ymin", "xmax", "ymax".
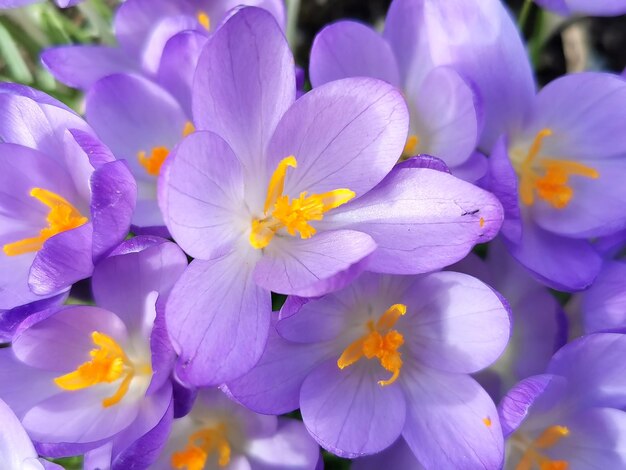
[{"xmin": 1, "ymin": 0, "xmax": 626, "ymax": 468}]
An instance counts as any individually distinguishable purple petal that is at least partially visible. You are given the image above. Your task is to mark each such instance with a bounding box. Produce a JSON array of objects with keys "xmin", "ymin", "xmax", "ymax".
[
  {"xmin": 192, "ymin": 7, "xmax": 295, "ymax": 173},
  {"xmin": 42, "ymin": 46, "xmax": 137, "ymax": 90},
  {"xmin": 0, "ymin": 398, "xmax": 39, "ymax": 466},
  {"xmin": 28, "ymin": 223, "xmax": 94, "ymax": 296},
  {"xmin": 159, "ymin": 131, "xmax": 246, "ymax": 259},
  {"xmin": 498, "ymin": 374, "xmax": 556, "ymax": 437},
  {"xmin": 226, "ymin": 328, "xmax": 333, "ymax": 415},
  {"xmin": 267, "ymin": 77, "xmax": 408, "ymax": 198},
  {"xmin": 325, "ymin": 166, "xmax": 503, "ymax": 274},
  {"xmin": 0, "ymin": 292, "xmax": 66, "ymax": 342},
  {"xmin": 537, "ymin": 0, "xmax": 626, "ymax": 15},
  {"xmin": 166, "ymin": 253, "xmax": 271, "ymax": 386},
  {"xmin": 401, "ymin": 367, "xmax": 503, "ymax": 469},
  {"xmin": 582, "ymin": 260, "xmax": 626, "ymax": 333},
  {"xmin": 452, "ymin": 150, "xmax": 489, "ymax": 183},
  {"xmin": 300, "ymin": 359, "xmax": 406, "ymax": 458},
  {"xmin": 401, "ymin": 271, "xmax": 511, "ymax": 374},
  {"xmin": 310, "ymin": 20, "xmax": 400, "ymax": 87},
  {"xmin": 253, "ymin": 230, "xmax": 376, "ymax": 297},
  {"xmin": 352, "ymin": 438, "xmax": 423, "ymax": 470},
  {"xmin": 90, "ymin": 160, "xmax": 136, "ymax": 261}
]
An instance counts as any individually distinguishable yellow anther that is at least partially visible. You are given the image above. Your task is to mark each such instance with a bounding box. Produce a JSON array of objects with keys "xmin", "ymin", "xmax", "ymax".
[
  {"xmin": 517, "ymin": 129, "xmax": 598, "ymax": 209},
  {"xmin": 138, "ymin": 146, "xmax": 169, "ymax": 176},
  {"xmin": 483, "ymin": 417, "xmax": 492, "ymax": 427},
  {"xmin": 402, "ymin": 134, "xmax": 420, "ymax": 158},
  {"xmin": 172, "ymin": 425, "xmax": 231, "ymax": 470},
  {"xmin": 250, "ymin": 156, "xmax": 355, "ymax": 249},
  {"xmin": 515, "ymin": 425, "xmax": 570, "ymax": 470},
  {"xmin": 197, "ymin": 11, "xmax": 211, "ymax": 31},
  {"xmin": 3, "ymin": 188, "xmax": 87, "ymax": 256},
  {"xmin": 183, "ymin": 121, "xmax": 196, "ymax": 137},
  {"xmin": 54, "ymin": 331, "xmax": 143, "ymax": 408},
  {"xmin": 337, "ymin": 304, "xmax": 407, "ymax": 386}
]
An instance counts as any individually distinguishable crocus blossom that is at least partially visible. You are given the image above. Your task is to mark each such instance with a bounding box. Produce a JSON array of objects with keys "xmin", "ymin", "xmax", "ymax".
[
  {"xmin": 535, "ymin": 0, "xmax": 626, "ymax": 16},
  {"xmin": 309, "ymin": 15, "xmax": 484, "ymax": 181},
  {"xmin": 227, "ymin": 271, "xmax": 511, "ymax": 467},
  {"xmin": 453, "ymin": 241, "xmax": 566, "ymax": 400},
  {"xmin": 581, "ymin": 259, "xmax": 626, "ymax": 333},
  {"xmin": 0, "ymin": 236, "xmax": 186, "ymax": 467},
  {"xmin": 0, "ymin": 398, "xmax": 62, "ymax": 469},
  {"xmin": 0, "ymin": 84, "xmax": 135, "ymax": 315},
  {"xmin": 160, "ymin": 6, "xmax": 503, "ymax": 388},
  {"xmin": 151, "ymin": 388, "xmax": 320, "ymax": 469},
  {"xmin": 499, "ymin": 333, "xmax": 626, "ymax": 469}
]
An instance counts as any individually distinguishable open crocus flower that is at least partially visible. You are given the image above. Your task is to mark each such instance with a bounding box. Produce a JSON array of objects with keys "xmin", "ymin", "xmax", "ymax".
[
  {"xmin": 483, "ymin": 73, "xmax": 626, "ymax": 291},
  {"xmin": 0, "ymin": 236, "xmax": 187, "ymax": 467},
  {"xmin": 161, "ymin": 7, "xmax": 503, "ymax": 387},
  {"xmin": 227, "ymin": 271, "xmax": 511, "ymax": 467},
  {"xmin": 535, "ymin": 0, "xmax": 626, "ymax": 16},
  {"xmin": 0, "ymin": 398, "xmax": 62, "ymax": 470},
  {"xmin": 309, "ymin": 4, "xmax": 484, "ymax": 181},
  {"xmin": 453, "ymin": 241, "xmax": 567, "ymax": 401},
  {"xmin": 498, "ymin": 333, "xmax": 626, "ymax": 469},
  {"xmin": 151, "ymin": 388, "xmax": 320, "ymax": 470},
  {"xmin": 580, "ymin": 259, "xmax": 626, "ymax": 333},
  {"xmin": 42, "ymin": 0, "xmax": 284, "ymax": 104},
  {"xmin": 0, "ymin": 84, "xmax": 135, "ymax": 315}
]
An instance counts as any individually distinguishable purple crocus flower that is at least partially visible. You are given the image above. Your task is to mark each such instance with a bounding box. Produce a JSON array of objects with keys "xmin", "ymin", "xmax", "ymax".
[
  {"xmin": 453, "ymin": 240, "xmax": 567, "ymax": 400},
  {"xmin": 42, "ymin": 0, "xmax": 285, "ymax": 97},
  {"xmin": 580, "ymin": 259, "xmax": 626, "ymax": 333},
  {"xmin": 0, "ymin": 236, "xmax": 187, "ymax": 468},
  {"xmin": 535, "ymin": 0, "xmax": 626, "ymax": 16},
  {"xmin": 0, "ymin": 398, "xmax": 62, "ymax": 469},
  {"xmin": 482, "ymin": 72, "xmax": 626, "ymax": 291},
  {"xmin": 161, "ymin": 7, "xmax": 503, "ymax": 387},
  {"xmin": 498, "ymin": 333, "xmax": 626, "ymax": 468},
  {"xmin": 0, "ymin": 0, "xmax": 79, "ymax": 8},
  {"xmin": 309, "ymin": 9, "xmax": 485, "ymax": 181},
  {"xmin": 0, "ymin": 84, "xmax": 135, "ymax": 316},
  {"xmin": 150, "ymin": 388, "xmax": 320, "ymax": 469},
  {"xmin": 227, "ymin": 271, "xmax": 511, "ymax": 467}
]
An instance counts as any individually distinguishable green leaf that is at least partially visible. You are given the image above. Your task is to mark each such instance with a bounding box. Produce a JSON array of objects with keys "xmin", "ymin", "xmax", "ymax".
[{"xmin": 0, "ymin": 22, "xmax": 33, "ymax": 83}]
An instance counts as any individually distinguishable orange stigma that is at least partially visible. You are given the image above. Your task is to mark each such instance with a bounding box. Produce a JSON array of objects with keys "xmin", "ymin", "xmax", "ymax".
[
  {"xmin": 3, "ymin": 188, "xmax": 87, "ymax": 256},
  {"xmin": 137, "ymin": 121, "xmax": 195, "ymax": 176},
  {"xmin": 337, "ymin": 304, "xmax": 406, "ymax": 386},
  {"xmin": 249, "ymin": 156, "xmax": 355, "ymax": 249},
  {"xmin": 515, "ymin": 425, "xmax": 570, "ymax": 470},
  {"xmin": 517, "ymin": 129, "xmax": 598, "ymax": 209},
  {"xmin": 171, "ymin": 425, "xmax": 231, "ymax": 470},
  {"xmin": 402, "ymin": 134, "xmax": 420, "ymax": 158},
  {"xmin": 197, "ymin": 11, "xmax": 211, "ymax": 31}
]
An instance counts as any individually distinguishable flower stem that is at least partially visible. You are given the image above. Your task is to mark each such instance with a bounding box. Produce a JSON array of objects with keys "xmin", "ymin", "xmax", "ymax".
[{"xmin": 518, "ymin": 0, "xmax": 533, "ymax": 31}]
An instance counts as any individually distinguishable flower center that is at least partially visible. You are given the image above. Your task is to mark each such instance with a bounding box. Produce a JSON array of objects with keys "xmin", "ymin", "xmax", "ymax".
[
  {"xmin": 514, "ymin": 425, "xmax": 570, "ymax": 470},
  {"xmin": 54, "ymin": 331, "xmax": 150, "ymax": 408},
  {"xmin": 402, "ymin": 134, "xmax": 420, "ymax": 159},
  {"xmin": 516, "ymin": 128, "xmax": 599, "ymax": 209},
  {"xmin": 197, "ymin": 11, "xmax": 211, "ymax": 31},
  {"xmin": 337, "ymin": 303, "xmax": 407, "ymax": 386},
  {"xmin": 137, "ymin": 121, "xmax": 195, "ymax": 176},
  {"xmin": 3, "ymin": 188, "xmax": 88, "ymax": 257},
  {"xmin": 249, "ymin": 156, "xmax": 355, "ymax": 249},
  {"xmin": 171, "ymin": 424, "xmax": 231, "ymax": 470}
]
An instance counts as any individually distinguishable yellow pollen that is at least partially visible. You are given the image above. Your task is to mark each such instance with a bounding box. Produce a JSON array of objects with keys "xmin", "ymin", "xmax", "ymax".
[
  {"xmin": 54, "ymin": 331, "xmax": 143, "ymax": 408},
  {"xmin": 479, "ymin": 217, "xmax": 485, "ymax": 228},
  {"xmin": 402, "ymin": 134, "xmax": 420, "ymax": 158},
  {"xmin": 3, "ymin": 188, "xmax": 88, "ymax": 257},
  {"xmin": 138, "ymin": 146, "xmax": 169, "ymax": 176},
  {"xmin": 337, "ymin": 304, "xmax": 406, "ymax": 386},
  {"xmin": 183, "ymin": 121, "xmax": 195, "ymax": 137},
  {"xmin": 171, "ymin": 425, "xmax": 231, "ymax": 470},
  {"xmin": 517, "ymin": 128, "xmax": 598, "ymax": 209},
  {"xmin": 197, "ymin": 11, "xmax": 211, "ymax": 31},
  {"xmin": 483, "ymin": 417, "xmax": 492, "ymax": 427},
  {"xmin": 249, "ymin": 156, "xmax": 355, "ymax": 249},
  {"xmin": 516, "ymin": 425, "xmax": 570, "ymax": 470}
]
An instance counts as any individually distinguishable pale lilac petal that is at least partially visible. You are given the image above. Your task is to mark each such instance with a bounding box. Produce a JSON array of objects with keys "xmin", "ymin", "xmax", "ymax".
[
  {"xmin": 192, "ymin": 7, "xmax": 295, "ymax": 174},
  {"xmin": 310, "ymin": 21, "xmax": 400, "ymax": 87},
  {"xmin": 353, "ymin": 439, "xmax": 423, "ymax": 470},
  {"xmin": 166, "ymin": 252, "xmax": 271, "ymax": 386},
  {"xmin": 140, "ymin": 15, "xmax": 199, "ymax": 75},
  {"xmin": 267, "ymin": 77, "xmax": 408, "ymax": 198},
  {"xmin": 226, "ymin": 328, "xmax": 333, "ymax": 415},
  {"xmin": 583, "ymin": 260, "xmax": 626, "ymax": 333},
  {"xmin": 324, "ymin": 166, "xmax": 503, "ymax": 274},
  {"xmin": 401, "ymin": 367, "xmax": 503, "ymax": 469},
  {"xmin": 537, "ymin": 0, "xmax": 626, "ymax": 16},
  {"xmin": 401, "ymin": 271, "xmax": 511, "ymax": 374},
  {"xmin": 247, "ymin": 418, "xmax": 321, "ymax": 470},
  {"xmin": 0, "ymin": 398, "xmax": 39, "ymax": 468},
  {"xmin": 42, "ymin": 46, "xmax": 137, "ymax": 90},
  {"xmin": 300, "ymin": 359, "xmax": 406, "ymax": 458},
  {"xmin": 0, "ymin": 293, "xmax": 66, "ymax": 342},
  {"xmin": 159, "ymin": 131, "xmax": 246, "ymax": 259},
  {"xmin": 452, "ymin": 150, "xmax": 489, "ymax": 183},
  {"xmin": 253, "ymin": 230, "xmax": 376, "ymax": 297}
]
